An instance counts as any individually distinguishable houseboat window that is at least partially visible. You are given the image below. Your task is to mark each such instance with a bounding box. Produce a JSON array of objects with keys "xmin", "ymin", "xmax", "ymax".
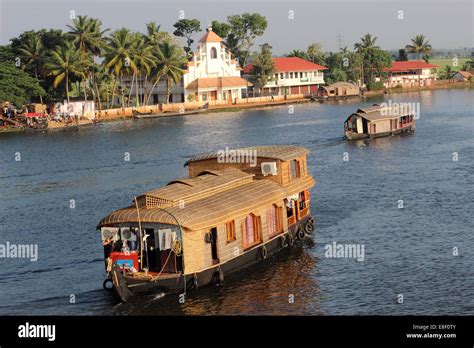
[
  {"xmin": 243, "ymin": 214, "xmax": 261, "ymax": 249},
  {"xmin": 286, "ymin": 199, "xmax": 293, "ymax": 216},
  {"xmin": 299, "ymin": 190, "xmax": 310, "ymax": 210},
  {"xmin": 226, "ymin": 220, "xmax": 236, "ymax": 242},
  {"xmin": 268, "ymin": 204, "xmax": 282, "ymax": 236},
  {"xmin": 210, "ymin": 47, "xmax": 217, "ymax": 59},
  {"xmin": 290, "ymin": 72, "xmax": 294, "ymax": 79},
  {"xmin": 290, "ymin": 160, "xmax": 300, "ymax": 179},
  {"xmin": 280, "ymin": 73, "xmax": 284, "ymax": 79}
]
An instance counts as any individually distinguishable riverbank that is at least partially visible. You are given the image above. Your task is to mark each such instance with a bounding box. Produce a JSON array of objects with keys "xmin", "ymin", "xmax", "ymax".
[{"xmin": 2, "ymin": 81, "xmax": 471, "ymax": 133}]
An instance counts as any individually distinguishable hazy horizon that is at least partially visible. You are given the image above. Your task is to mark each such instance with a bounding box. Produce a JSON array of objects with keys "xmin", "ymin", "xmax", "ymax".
[{"xmin": 0, "ymin": 0, "xmax": 472, "ymax": 55}]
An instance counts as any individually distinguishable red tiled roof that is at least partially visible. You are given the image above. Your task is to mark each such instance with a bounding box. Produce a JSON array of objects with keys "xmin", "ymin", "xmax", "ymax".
[
  {"xmin": 243, "ymin": 57, "xmax": 327, "ymax": 74},
  {"xmin": 198, "ymin": 30, "xmax": 223, "ymax": 43},
  {"xmin": 456, "ymin": 70, "xmax": 473, "ymax": 78},
  {"xmin": 186, "ymin": 77, "xmax": 251, "ymax": 90},
  {"xmin": 383, "ymin": 60, "xmax": 439, "ymax": 72}
]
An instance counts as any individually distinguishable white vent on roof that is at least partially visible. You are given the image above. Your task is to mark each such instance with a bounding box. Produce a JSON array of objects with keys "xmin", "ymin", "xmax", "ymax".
[{"xmin": 261, "ymin": 162, "xmax": 277, "ymax": 176}]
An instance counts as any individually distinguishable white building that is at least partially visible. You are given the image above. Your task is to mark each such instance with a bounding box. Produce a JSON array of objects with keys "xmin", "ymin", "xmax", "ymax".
[
  {"xmin": 381, "ymin": 60, "xmax": 439, "ymax": 88},
  {"xmin": 183, "ymin": 29, "xmax": 249, "ymax": 102},
  {"xmin": 122, "ymin": 27, "xmax": 248, "ymax": 105},
  {"xmin": 243, "ymin": 57, "xmax": 327, "ymax": 96}
]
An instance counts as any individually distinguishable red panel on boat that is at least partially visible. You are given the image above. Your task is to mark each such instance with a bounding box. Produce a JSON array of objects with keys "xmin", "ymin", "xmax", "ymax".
[{"xmin": 110, "ymin": 251, "xmax": 138, "ymax": 270}]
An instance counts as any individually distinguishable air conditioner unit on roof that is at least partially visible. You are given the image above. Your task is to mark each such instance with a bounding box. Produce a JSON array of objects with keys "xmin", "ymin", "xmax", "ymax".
[{"xmin": 261, "ymin": 162, "xmax": 277, "ymax": 176}]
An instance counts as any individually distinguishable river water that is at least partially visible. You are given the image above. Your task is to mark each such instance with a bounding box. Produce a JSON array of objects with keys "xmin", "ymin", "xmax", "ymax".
[{"xmin": 0, "ymin": 88, "xmax": 472, "ymax": 315}]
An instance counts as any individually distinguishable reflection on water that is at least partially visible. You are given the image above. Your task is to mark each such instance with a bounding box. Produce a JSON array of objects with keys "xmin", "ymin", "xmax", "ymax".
[{"xmin": 0, "ymin": 89, "xmax": 472, "ymax": 315}]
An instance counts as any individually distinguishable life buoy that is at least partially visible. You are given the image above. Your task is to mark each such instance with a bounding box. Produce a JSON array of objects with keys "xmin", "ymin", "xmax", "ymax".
[
  {"xmin": 287, "ymin": 233, "xmax": 294, "ymax": 247},
  {"xmin": 213, "ymin": 267, "xmax": 224, "ymax": 285},
  {"xmin": 296, "ymin": 225, "xmax": 306, "ymax": 240},
  {"xmin": 305, "ymin": 221, "xmax": 315, "ymax": 234},
  {"xmin": 278, "ymin": 235, "xmax": 287, "ymax": 248},
  {"xmin": 103, "ymin": 278, "xmax": 113, "ymax": 291},
  {"xmin": 187, "ymin": 273, "xmax": 199, "ymax": 290},
  {"xmin": 260, "ymin": 245, "xmax": 268, "ymax": 260}
]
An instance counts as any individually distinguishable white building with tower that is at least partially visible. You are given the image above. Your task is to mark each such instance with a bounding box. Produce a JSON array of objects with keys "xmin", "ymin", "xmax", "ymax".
[
  {"xmin": 121, "ymin": 27, "xmax": 248, "ymax": 105},
  {"xmin": 183, "ymin": 28, "xmax": 249, "ymax": 102}
]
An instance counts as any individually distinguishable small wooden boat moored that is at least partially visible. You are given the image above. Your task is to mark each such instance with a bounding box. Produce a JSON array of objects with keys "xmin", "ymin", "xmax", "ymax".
[
  {"xmin": 344, "ymin": 104, "xmax": 416, "ymax": 140},
  {"xmin": 133, "ymin": 104, "xmax": 209, "ymax": 120},
  {"xmin": 97, "ymin": 145, "xmax": 316, "ymax": 302}
]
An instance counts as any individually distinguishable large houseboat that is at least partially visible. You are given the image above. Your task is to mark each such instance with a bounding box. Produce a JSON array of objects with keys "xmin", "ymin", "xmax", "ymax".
[
  {"xmin": 97, "ymin": 145, "xmax": 315, "ymax": 302},
  {"xmin": 344, "ymin": 104, "xmax": 416, "ymax": 140}
]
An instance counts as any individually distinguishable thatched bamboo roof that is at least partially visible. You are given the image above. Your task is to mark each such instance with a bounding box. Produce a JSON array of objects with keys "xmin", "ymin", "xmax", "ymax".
[
  {"xmin": 136, "ymin": 168, "xmax": 254, "ymax": 209},
  {"xmin": 99, "ymin": 179, "xmax": 289, "ymax": 230},
  {"xmin": 184, "ymin": 145, "xmax": 309, "ymax": 166},
  {"xmin": 349, "ymin": 104, "xmax": 415, "ymax": 122}
]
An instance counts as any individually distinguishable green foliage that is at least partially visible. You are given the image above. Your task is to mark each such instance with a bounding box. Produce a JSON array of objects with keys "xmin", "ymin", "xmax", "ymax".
[
  {"xmin": 326, "ymin": 68, "xmax": 347, "ymax": 84},
  {"xmin": 226, "ymin": 13, "xmax": 267, "ymax": 66},
  {"xmin": 287, "ymin": 49, "xmax": 307, "ymax": 59},
  {"xmin": 0, "ymin": 61, "xmax": 45, "ymax": 106},
  {"xmin": 248, "ymin": 43, "xmax": 276, "ymax": 91},
  {"xmin": 211, "ymin": 21, "xmax": 231, "ymax": 39},
  {"xmin": 405, "ymin": 35, "xmax": 432, "ymax": 60},
  {"xmin": 173, "ymin": 19, "xmax": 201, "ymax": 57},
  {"xmin": 306, "ymin": 43, "xmax": 325, "ymax": 65},
  {"xmin": 366, "ymin": 81, "xmax": 384, "ymax": 91}
]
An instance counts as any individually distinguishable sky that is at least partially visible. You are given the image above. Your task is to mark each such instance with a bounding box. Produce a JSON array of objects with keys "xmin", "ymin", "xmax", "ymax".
[{"xmin": 0, "ymin": 0, "xmax": 472, "ymax": 54}]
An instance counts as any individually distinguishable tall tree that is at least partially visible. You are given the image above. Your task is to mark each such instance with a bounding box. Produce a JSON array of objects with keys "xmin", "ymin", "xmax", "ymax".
[
  {"xmin": 287, "ymin": 49, "xmax": 307, "ymax": 59},
  {"xmin": 307, "ymin": 43, "xmax": 326, "ymax": 65},
  {"xmin": 147, "ymin": 42, "xmax": 186, "ymax": 104},
  {"xmin": 67, "ymin": 16, "xmax": 108, "ymax": 107},
  {"xmin": 0, "ymin": 61, "xmax": 45, "ymax": 106},
  {"xmin": 45, "ymin": 42, "xmax": 83, "ymax": 104},
  {"xmin": 17, "ymin": 32, "xmax": 45, "ymax": 103},
  {"xmin": 405, "ymin": 35, "xmax": 432, "ymax": 60},
  {"xmin": 354, "ymin": 33, "xmax": 380, "ymax": 85},
  {"xmin": 173, "ymin": 19, "xmax": 201, "ymax": 57},
  {"xmin": 248, "ymin": 43, "xmax": 276, "ymax": 94},
  {"xmin": 227, "ymin": 13, "xmax": 267, "ymax": 66},
  {"xmin": 103, "ymin": 28, "xmax": 137, "ymax": 108}
]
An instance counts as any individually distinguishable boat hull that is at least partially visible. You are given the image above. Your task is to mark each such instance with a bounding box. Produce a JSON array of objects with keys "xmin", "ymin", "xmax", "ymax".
[
  {"xmin": 109, "ymin": 215, "xmax": 314, "ymax": 301},
  {"xmin": 345, "ymin": 125, "xmax": 415, "ymax": 140}
]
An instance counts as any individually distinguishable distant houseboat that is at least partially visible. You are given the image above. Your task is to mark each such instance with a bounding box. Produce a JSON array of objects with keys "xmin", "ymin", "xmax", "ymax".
[
  {"xmin": 97, "ymin": 145, "xmax": 315, "ymax": 302},
  {"xmin": 344, "ymin": 104, "xmax": 416, "ymax": 140},
  {"xmin": 316, "ymin": 82, "xmax": 360, "ymax": 99}
]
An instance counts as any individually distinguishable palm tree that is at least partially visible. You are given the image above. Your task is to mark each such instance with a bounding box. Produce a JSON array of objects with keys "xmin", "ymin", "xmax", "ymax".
[
  {"xmin": 17, "ymin": 32, "xmax": 45, "ymax": 104},
  {"xmin": 442, "ymin": 65, "xmax": 453, "ymax": 80},
  {"xmin": 146, "ymin": 42, "xmax": 186, "ymax": 104},
  {"xmin": 354, "ymin": 33, "xmax": 379, "ymax": 85},
  {"xmin": 406, "ymin": 35, "xmax": 432, "ymax": 86},
  {"xmin": 45, "ymin": 42, "xmax": 83, "ymax": 104},
  {"xmin": 103, "ymin": 28, "xmax": 137, "ymax": 108},
  {"xmin": 67, "ymin": 16, "xmax": 108, "ymax": 108},
  {"xmin": 287, "ymin": 49, "xmax": 307, "ymax": 59},
  {"xmin": 134, "ymin": 37, "xmax": 156, "ymax": 106},
  {"xmin": 405, "ymin": 35, "xmax": 432, "ymax": 60}
]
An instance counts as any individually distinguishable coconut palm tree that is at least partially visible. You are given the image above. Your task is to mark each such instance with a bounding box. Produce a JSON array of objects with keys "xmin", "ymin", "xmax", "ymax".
[
  {"xmin": 103, "ymin": 28, "xmax": 137, "ymax": 108},
  {"xmin": 45, "ymin": 42, "xmax": 83, "ymax": 104},
  {"xmin": 146, "ymin": 42, "xmax": 186, "ymax": 104},
  {"xmin": 287, "ymin": 49, "xmax": 307, "ymax": 59},
  {"xmin": 17, "ymin": 32, "xmax": 46, "ymax": 104},
  {"xmin": 405, "ymin": 35, "xmax": 432, "ymax": 60},
  {"xmin": 354, "ymin": 33, "xmax": 380, "ymax": 85},
  {"xmin": 67, "ymin": 16, "xmax": 109, "ymax": 108},
  {"xmin": 133, "ymin": 36, "xmax": 156, "ymax": 106}
]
